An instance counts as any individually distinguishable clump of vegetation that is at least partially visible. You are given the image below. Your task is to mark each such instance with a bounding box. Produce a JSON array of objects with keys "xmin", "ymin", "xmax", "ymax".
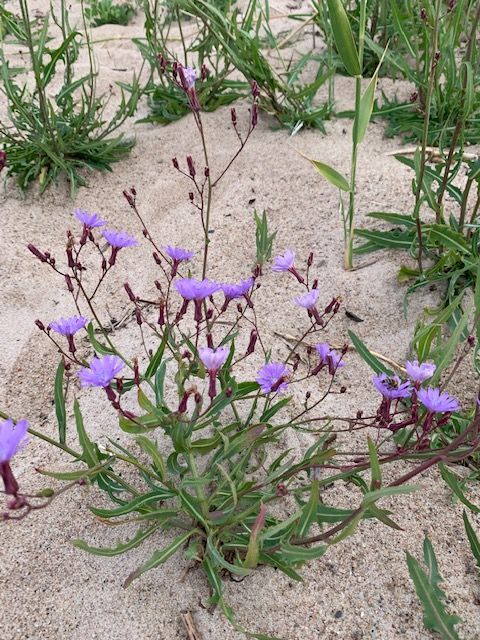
[{"xmin": 84, "ymin": 0, "xmax": 136, "ymax": 27}]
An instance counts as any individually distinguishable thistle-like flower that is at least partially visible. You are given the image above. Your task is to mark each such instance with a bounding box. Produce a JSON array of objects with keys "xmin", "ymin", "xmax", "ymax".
[
  {"xmin": 103, "ymin": 229, "xmax": 138, "ymax": 265},
  {"xmin": 0, "ymin": 418, "xmax": 29, "ymax": 497},
  {"xmin": 175, "ymin": 278, "xmax": 220, "ymax": 323},
  {"xmin": 49, "ymin": 315, "xmax": 88, "ymax": 353},
  {"xmin": 272, "ymin": 250, "xmax": 304, "ymax": 283},
  {"xmin": 199, "ymin": 346, "xmax": 229, "ymax": 399},
  {"xmin": 315, "ymin": 342, "xmax": 344, "ymax": 373},
  {"xmin": 405, "ymin": 360, "xmax": 436, "ymax": 384},
  {"xmin": 74, "ymin": 209, "xmax": 106, "ymax": 229},
  {"xmin": 373, "ymin": 373, "xmax": 412, "ymax": 400},
  {"xmin": 78, "ymin": 355, "xmax": 124, "ymax": 388},
  {"xmin": 257, "ymin": 362, "xmax": 289, "ymax": 395},
  {"xmin": 417, "ymin": 387, "xmax": 459, "ymax": 414},
  {"xmin": 165, "ymin": 246, "xmax": 194, "ymax": 276}
]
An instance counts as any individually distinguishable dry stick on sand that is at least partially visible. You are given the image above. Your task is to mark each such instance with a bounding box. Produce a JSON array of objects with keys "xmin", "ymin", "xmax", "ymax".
[
  {"xmin": 274, "ymin": 331, "xmax": 405, "ymax": 373},
  {"xmin": 181, "ymin": 611, "xmax": 203, "ymax": 640}
]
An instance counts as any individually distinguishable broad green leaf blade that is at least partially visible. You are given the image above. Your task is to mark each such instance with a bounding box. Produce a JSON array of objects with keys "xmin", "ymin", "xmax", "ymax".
[
  {"xmin": 326, "ymin": 0, "xmax": 361, "ymax": 77},
  {"xmin": 87, "ymin": 322, "xmax": 114, "ymax": 355},
  {"xmin": 123, "ymin": 529, "xmax": 196, "ymax": 587},
  {"xmin": 463, "ymin": 510, "xmax": 480, "ymax": 569},
  {"xmin": 423, "ymin": 537, "xmax": 446, "ymax": 600},
  {"xmin": 299, "ymin": 150, "xmax": 350, "ymax": 191},
  {"xmin": 366, "ymin": 211, "xmax": 416, "ymax": 228},
  {"xmin": 406, "ymin": 551, "xmax": 461, "ymax": 640},
  {"xmin": 73, "ymin": 525, "xmax": 160, "ymax": 557},
  {"xmin": 54, "ymin": 360, "xmax": 67, "ymax": 444},
  {"xmin": 348, "ymin": 330, "xmax": 393, "ymax": 375},
  {"xmin": 428, "ymin": 225, "xmax": 470, "ymax": 254}
]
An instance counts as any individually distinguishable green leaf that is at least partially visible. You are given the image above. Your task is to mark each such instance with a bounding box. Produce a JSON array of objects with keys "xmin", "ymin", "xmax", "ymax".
[
  {"xmin": 145, "ymin": 328, "xmax": 169, "ymax": 379},
  {"xmin": 135, "ymin": 435, "xmax": 167, "ymax": 481},
  {"xmin": 260, "ymin": 397, "xmax": 291, "ymax": 422},
  {"xmin": 429, "ymin": 305, "xmax": 471, "ymax": 385},
  {"xmin": 90, "ymin": 491, "xmax": 174, "ymax": 518},
  {"xmin": 354, "ymin": 45, "xmax": 388, "ymax": 145},
  {"xmin": 73, "ymin": 524, "xmax": 160, "ymax": 557},
  {"xmin": 297, "ymin": 481, "xmax": 320, "ymax": 538},
  {"xmin": 367, "ymin": 437, "xmax": 381, "ymax": 489},
  {"xmin": 348, "ymin": 330, "xmax": 392, "ymax": 375},
  {"xmin": 86, "ymin": 322, "xmax": 114, "ymax": 355},
  {"xmin": 423, "ymin": 537, "xmax": 446, "ymax": 600},
  {"xmin": 463, "ymin": 510, "xmax": 480, "ymax": 569},
  {"xmin": 207, "ymin": 536, "xmax": 251, "ymax": 577},
  {"xmin": 307, "ymin": 157, "xmax": 350, "ymax": 192},
  {"xmin": 355, "ymin": 228, "xmax": 414, "ymax": 250},
  {"xmin": 277, "ymin": 542, "xmax": 326, "ymax": 564},
  {"xmin": 74, "ymin": 399, "xmax": 98, "ymax": 468},
  {"xmin": 439, "ymin": 464, "xmax": 479, "ymax": 513},
  {"xmin": 325, "ymin": 0, "xmax": 361, "ymax": 77},
  {"xmin": 123, "ymin": 529, "xmax": 197, "ymax": 587},
  {"xmin": 362, "ymin": 485, "xmax": 417, "ymax": 506},
  {"xmin": 428, "ymin": 225, "xmax": 470, "ymax": 254},
  {"xmin": 366, "ymin": 211, "xmax": 417, "ymax": 228},
  {"xmin": 406, "ymin": 549, "xmax": 461, "ymax": 639},
  {"xmin": 54, "ymin": 360, "xmax": 67, "ymax": 444}
]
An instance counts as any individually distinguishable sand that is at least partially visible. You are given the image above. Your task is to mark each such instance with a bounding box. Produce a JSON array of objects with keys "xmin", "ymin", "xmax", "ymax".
[{"xmin": 1, "ymin": 1, "xmax": 480, "ymax": 639}]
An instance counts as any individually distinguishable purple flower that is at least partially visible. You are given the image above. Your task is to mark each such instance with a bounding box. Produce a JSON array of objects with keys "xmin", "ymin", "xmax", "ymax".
[
  {"xmin": 199, "ymin": 346, "xmax": 229, "ymax": 372},
  {"xmin": 316, "ymin": 342, "xmax": 344, "ymax": 370},
  {"xmin": 74, "ymin": 209, "xmax": 106, "ymax": 228},
  {"xmin": 49, "ymin": 315, "xmax": 88, "ymax": 336},
  {"xmin": 78, "ymin": 355, "xmax": 124, "ymax": 388},
  {"xmin": 0, "ymin": 419, "xmax": 29, "ymax": 463},
  {"xmin": 175, "ymin": 278, "xmax": 219, "ymax": 301},
  {"xmin": 373, "ymin": 373, "xmax": 412, "ymax": 400},
  {"xmin": 165, "ymin": 246, "xmax": 194, "ymax": 263},
  {"xmin": 102, "ymin": 229, "xmax": 138, "ymax": 249},
  {"xmin": 417, "ymin": 387, "xmax": 459, "ymax": 414},
  {"xmin": 257, "ymin": 362, "xmax": 289, "ymax": 395},
  {"xmin": 272, "ymin": 250, "xmax": 295, "ymax": 272},
  {"xmin": 221, "ymin": 277, "xmax": 254, "ymax": 302},
  {"xmin": 405, "ymin": 360, "xmax": 436, "ymax": 384},
  {"xmin": 180, "ymin": 66, "xmax": 196, "ymax": 89},
  {"xmin": 295, "ymin": 289, "xmax": 319, "ymax": 310}
]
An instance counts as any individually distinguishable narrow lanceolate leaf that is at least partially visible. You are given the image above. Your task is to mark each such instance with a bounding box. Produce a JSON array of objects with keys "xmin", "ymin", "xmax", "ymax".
[
  {"xmin": 354, "ymin": 45, "xmax": 388, "ymax": 145},
  {"xmin": 406, "ymin": 550, "xmax": 461, "ymax": 640},
  {"xmin": 73, "ymin": 524, "xmax": 160, "ymax": 557},
  {"xmin": 367, "ymin": 437, "xmax": 381, "ymax": 489},
  {"xmin": 423, "ymin": 537, "xmax": 445, "ymax": 600},
  {"xmin": 278, "ymin": 542, "xmax": 326, "ymax": 563},
  {"xmin": 123, "ymin": 529, "xmax": 196, "ymax": 588},
  {"xmin": 307, "ymin": 157, "xmax": 350, "ymax": 192},
  {"xmin": 297, "ymin": 481, "xmax": 320, "ymax": 538},
  {"xmin": 73, "ymin": 399, "xmax": 98, "ymax": 467},
  {"xmin": 348, "ymin": 330, "xmax": 393, "ymax": 375},
  {"xmin": 439, "ymin": 464, "xmax": 480, "ymax": 513},
  {"xmin": 326, "ymin": 0, "xmax": 361, "ymax": 77},
  {"xmin": 54, "ymin": 360, "xmax": 67, "ymax": 444},
  {"xmin": 428, "ymin": 225, "xmax": 470, "ymax": 254},
  {"xmin": 463, "ymin": 510, "xmax": 480, "ymax": 569}
]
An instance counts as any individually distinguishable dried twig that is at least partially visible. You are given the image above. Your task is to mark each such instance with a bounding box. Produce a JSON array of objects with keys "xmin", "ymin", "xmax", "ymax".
[{"xmin": 181, "ymin": 611, "xmax": 203, "ymax": 640}]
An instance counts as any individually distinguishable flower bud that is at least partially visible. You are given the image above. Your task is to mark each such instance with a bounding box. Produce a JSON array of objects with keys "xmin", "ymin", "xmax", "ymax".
[
  {"xmin": 27, "ymin": 244, "xmax": 47, "ymax": 262},
  {"xmin": 186, "ymin": 155, "xmax": 196, "ymax": 178},
  {"xmin": 124, "ymin": 282, "xmax": 136, "ymax": 302},
  {"xmin": 35, "ymin": 319, "xmax": 45, "ymax": 331},
  {"xmin": 65, "ymin": 274, "xmax": 74, "ymax": 292},
  {"xmin": 172, "ymin": 157, "xmax": 179, "ymax": 170}
]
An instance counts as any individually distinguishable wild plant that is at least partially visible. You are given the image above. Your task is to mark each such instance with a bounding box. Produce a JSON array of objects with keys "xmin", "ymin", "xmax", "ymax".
[
  {"xmin": 84, "ymin": 0, "xmax": 136, "ymax": 27},
  {"xmin": 0, "ymin": 0, "xmax": 141, "ymax": 196},
  {"xmin": 2, "ymin": 61, "xmax": 479, "ymax": 638}
]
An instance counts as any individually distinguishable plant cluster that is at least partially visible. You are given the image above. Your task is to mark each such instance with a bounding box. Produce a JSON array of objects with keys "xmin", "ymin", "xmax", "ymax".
[
  {"xmin": 2, "ymin": 66, "xmax": 480, "ymax": 638},
  {"xmin": 84, "ymin": 0, "xmax": 136, "ymax": 27}
]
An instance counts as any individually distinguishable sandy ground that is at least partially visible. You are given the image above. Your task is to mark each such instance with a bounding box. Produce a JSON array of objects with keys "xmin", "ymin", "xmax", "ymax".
[{"xmin": 1, "ymin": 2, "xmax": 480, "ymax": 639}]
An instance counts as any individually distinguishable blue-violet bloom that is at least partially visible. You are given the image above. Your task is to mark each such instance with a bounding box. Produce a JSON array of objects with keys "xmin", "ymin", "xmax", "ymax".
[
  {"xmin": 175, "ymin": 278, "xmax": 219, "ymax": 323},
  {"xmin": 405, "ymin": 359, "xmax": 436, "ymax": 384},
  {"xmin": 373, "ymin": 373, "xmax": 412, "ymax": 400},
  {"xmin": 257, "ymin": 362, "xmax": 289, "ymax": 395},
  {"xmin": 417, "ymin": 387, "xmax": 459, "ymax": 414},
  {"xmin": 78, "ymin": 355, "xmax": 124, "ymax": 388},
  {"xmin": 316, "ymin": 342, "xmax": 344, "ymax": 372},
  {"xmin": 272, "ymin": 250, "xmax": 295, "ymax": 272},
  {"xmin": 74, "ymin": 209, "xmax": 106, "ymax": 228},
  {"xmin": 0, "ymin": 419, "xmax": 29, "ymax": 463},
  {"xmin": 199, "ymin": 346, "xmax": 229, "ymax": 399},
  {"xmin": 50, "ymin": 315, "xmax": 88, "ymax": 336}
]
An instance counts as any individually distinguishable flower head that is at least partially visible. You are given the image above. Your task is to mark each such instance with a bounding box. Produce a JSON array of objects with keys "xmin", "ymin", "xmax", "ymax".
[
  {"xmin": 417, "ymin": 387, "xmax": 459, "ymax": 414},
  {"xmin": 49, "ymin": 315, "xmax": 88, "ymax": 337},
  {"xmin": 221, "ymin": 277, "xmax": 254, "ymax": 300},
  {"xmin": 78, "ymin": 355, "xmax": 124, "ymax": 388},
  {"xmin": 199, "ymin": 346, "xmax": 229, "ymax": 372},
  {"xmin": 102, "ymin": 229, "xmax": 138, "ymax": 249},
  {"xmin": 316, "ymin": 342, "xmax": 344, "ymax": 369},
  {"xmin": 164, "ymin": 246, "xmax": 194, "ymax": 263},
  {"xmin": 0, "ymin": 419, "xmax": 29, "ymax": 463},
  {"xmin": 373, "ymin": 373, "xmax": 412, "ymax": 400},
  {"xmin": 405, "ymin": 360, "xmax": 436, "ymax": 384},
  {"xmin": 74, "ymin": 209, "xmax": 106, "ymax": 229},
  {"xmin": 175, "ymin": 278, "xmax": 219, "ymax": 301},
  {"xmin": 272, "ymin": 250, "xmax": 295, "ymax": 273},
  {"xmin": 257, "ymin": 362, "xmax": 289, "ymax": 395},
  {"xmin": 180, "ymin": 66, "xmax": 196, "ymax": 89},
  {"xmin": 295, "ymin": 289, "xmax": 320, "ymax": 310}
]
